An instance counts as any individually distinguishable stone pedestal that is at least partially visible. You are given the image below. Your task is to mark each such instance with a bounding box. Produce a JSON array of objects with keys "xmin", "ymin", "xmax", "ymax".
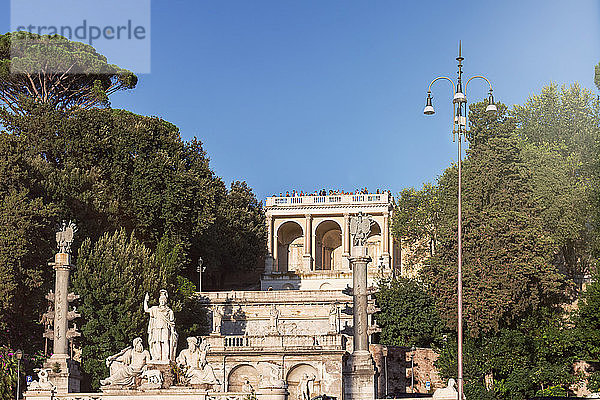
[
  {"xmin": 265, "ymin": 255, "xmax": 274, "ymax": 274},
  {"xmin": 43, "ymin": 353, "xmax": 82, "ymax": 393},
  {"xmin": 148, "ymin": 361, "xmax": 175, "ymax": 388},
  {"xmin": 343, "ymin": 350, "xmax": 375, "ymax": 400},
  {"xmin": 302, "ymin": 254, "xmax": 312, "ymax": 271},
  {"xmin": 257, "ymin": 387, "xmax": 288, "ymax": 400}
]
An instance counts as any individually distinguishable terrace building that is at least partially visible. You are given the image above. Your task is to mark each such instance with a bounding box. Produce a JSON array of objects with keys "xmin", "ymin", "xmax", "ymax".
[{"xmin": 262, "ymin": 192, "xmax": 401, "ymax": 290}]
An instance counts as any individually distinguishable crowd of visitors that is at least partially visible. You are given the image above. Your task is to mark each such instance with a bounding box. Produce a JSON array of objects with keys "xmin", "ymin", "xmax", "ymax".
[{"xmin": 273, "ymin": 188, "xmax": 391, "ymax": 197}]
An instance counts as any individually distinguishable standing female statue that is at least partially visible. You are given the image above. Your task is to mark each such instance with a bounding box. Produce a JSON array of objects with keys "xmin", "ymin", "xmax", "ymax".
[{"xmin": 144, "ymin": 289, "xmax": 178, "ymax": 361}]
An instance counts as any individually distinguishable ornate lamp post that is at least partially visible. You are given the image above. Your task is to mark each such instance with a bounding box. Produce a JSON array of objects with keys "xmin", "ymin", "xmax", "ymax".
[{"xmin": 423, "ymin": 42, "xmax": 496, "ymax": 400}]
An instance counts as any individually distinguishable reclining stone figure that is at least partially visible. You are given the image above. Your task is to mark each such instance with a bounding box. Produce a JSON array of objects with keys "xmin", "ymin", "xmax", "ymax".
[{"xmin": 100, "ymin": 337, "xmax": 151, "ymax": 387}]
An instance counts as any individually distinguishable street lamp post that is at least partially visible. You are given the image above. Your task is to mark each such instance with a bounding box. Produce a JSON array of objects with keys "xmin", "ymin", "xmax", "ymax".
[
  {"xmin": 15, "ymin": 349, "xmax": 23, "ymax": 400},
  {"xmin": 423, "ymin": 42, "xmax": 496, "ymax": 400},
  {"xmin": 382, "ymin": 346, "xmax": 389, "ymax": 397},
  {"xmin": 197, "ymin": 257, "xmax": 205, "ymax": 292},
  {"xmin": 410, "ymin": 346, "xmax": 415, "ymax": 393}
]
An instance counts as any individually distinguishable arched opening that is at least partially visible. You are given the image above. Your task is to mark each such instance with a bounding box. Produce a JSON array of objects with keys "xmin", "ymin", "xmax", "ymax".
[
  {"xmin": 286, "ymin": 363, "xmax": 320, "ymax": 400},
  {"xmin": 366, "ymin": 221, "xmax": 382, "ymax": 266},
  {"xmin": 315, "ymin": 220, "xmax": 342, "ymax": 271},
  {"xmin": 228, "ymin": 364, "xmax": 259, "ymax": 393},
  {"xmin": 277, "ymin": 221, "xmax": 304, "ymax": 272}
]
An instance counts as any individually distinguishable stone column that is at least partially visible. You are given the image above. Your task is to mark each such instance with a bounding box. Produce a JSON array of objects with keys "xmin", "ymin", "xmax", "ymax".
[
  {"xmin": 53, "ymin": 254, "xmax": 70, "ymax": 355},
  {"xmin": 303, "ymin": 214, "xmax": 313, "ymax": 271},
  {"xmin": 350, "ymin": 246, "xmax": 370, "ymax": 352},
  {"xmin": 44, "ymin": 252, "xmax": 81, "ymax": 393},
  {"xmin": 273, "ymin": 232, "xmax": 279, "ymax": 272},
  {"xmin": 382, "ymin": 214, "xmax": 390, "ymax": 268},
  {"xmin": 344, "ymin": 245, "xmax": 375, "ymax": 400},
  {"xmin": 265, "ymin": 216, "xmax": 274, "ymax": 273},
  {"xmin": 342, "ymin": 213, "xmax": 351, "ymax": 269}
]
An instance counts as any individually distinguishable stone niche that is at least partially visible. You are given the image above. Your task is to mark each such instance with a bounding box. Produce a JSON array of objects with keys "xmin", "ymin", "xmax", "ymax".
[{"xmin": 216, "ymin": 356, "xmax": 343, "ymax": 400}]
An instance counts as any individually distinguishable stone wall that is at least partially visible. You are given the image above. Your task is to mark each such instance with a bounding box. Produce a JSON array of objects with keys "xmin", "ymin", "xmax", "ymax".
[
  {"xmin": 371, "ymin": 345, "xmax": 443, "ymax": 397},
  {"xmin": 204, "ymin": 351, "xmax": 345, "ymax": 399},
  {"xmin": 198, "ymin": 290, "xmax": 357, "ymax": 338}
]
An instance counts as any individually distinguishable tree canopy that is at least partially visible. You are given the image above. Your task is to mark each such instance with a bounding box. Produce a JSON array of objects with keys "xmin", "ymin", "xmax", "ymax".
[
  {"xmin": 375, "ymin": 277, "xmax": 445, "ymax": 348},
  {"xmin": 0, "ymin": 32, "xmax": 137, "ymax": 114},
  {"xmin": 422, "ymin": 102, "xmax": 567, "ymax": 336},
  {"xmin": 0, "ymin": 35, "xmax": 266, "ymax": 365}
]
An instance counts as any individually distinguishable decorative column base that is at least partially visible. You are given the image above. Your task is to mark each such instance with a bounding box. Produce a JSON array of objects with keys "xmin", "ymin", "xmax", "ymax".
[
  {"xmin": 303, "ymin": 254, "xmax": 312, "ymax": 271},
  {"xmin": 43, "ymin": 354, "xmax": 81, "ymax": 393},
  {"xmin": 343, "ymin": 350, "xmax": 375, "ymax": 400}
]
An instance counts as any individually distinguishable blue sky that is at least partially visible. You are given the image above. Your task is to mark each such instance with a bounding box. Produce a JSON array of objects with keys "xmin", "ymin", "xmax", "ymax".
[{"xmin": 3, "ymin": 1, "xmax": 599, "ymax": 201}]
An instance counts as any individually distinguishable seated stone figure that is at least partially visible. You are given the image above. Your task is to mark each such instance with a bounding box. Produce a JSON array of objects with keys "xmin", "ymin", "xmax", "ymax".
[
  {"xmin": 176, "ymin": 336, "xmax": 219, "ymax": 386},
  {"xmin": 100, "ymin": 337, "xmax": 151, "ymax": 387},
  {"xmin": 433, "ymin": 378, "xmax": 464, "ymax": 400}
]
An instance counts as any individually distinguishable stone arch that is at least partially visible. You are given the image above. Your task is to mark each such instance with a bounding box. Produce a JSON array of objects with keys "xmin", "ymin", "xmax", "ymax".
[
  {"xmin": 366, "ymin": 220, "xmax": 382, "ymax": 265},
  {"xmin": 228, "ymin": 364, "xmax": 259, "ymax": 393},
  {"xmin": 277, "ymin": 221, "xmax": 304, "ymax": 272},
  {"xmin": 286, "ymin": 363, "xmax": 320, "ymax": 400},
  {"xmin": 315, "ymin": 220, "xmax": 342, "ymax": 271}
]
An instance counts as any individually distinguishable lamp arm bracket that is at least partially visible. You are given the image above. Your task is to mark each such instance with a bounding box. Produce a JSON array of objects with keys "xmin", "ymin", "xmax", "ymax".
[
  {"xmin": 427, "ymin": 76, "xmax": 455, "ymax": 94},
  {"xmin": 465, "ymin": 75, "xmax": 493, "ymax": 94}
]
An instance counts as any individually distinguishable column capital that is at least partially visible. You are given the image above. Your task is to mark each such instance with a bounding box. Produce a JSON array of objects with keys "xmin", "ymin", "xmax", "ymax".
[{"xmin": 305, "ymin": 213, "xmax": 313, "ymax": 220}]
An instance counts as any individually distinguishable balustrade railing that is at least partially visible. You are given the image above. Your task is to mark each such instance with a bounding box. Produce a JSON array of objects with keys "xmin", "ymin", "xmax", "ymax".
[
  {"xmin": 207, "ymin": 334, "xmax": 343, "ymax": 350},
  {"xmin": 266, "ymin": 193, "xmax": 389, "ymax": 207}
]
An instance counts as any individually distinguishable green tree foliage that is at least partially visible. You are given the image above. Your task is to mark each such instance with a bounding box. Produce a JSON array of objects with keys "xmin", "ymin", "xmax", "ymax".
[
  {"xmin": 514, "ymin": 84, "xmax": 600, "ymax": 286},
  {"xmin": 72, "ymin": 229, "xmax": 187, "ymax": 390},
  {"xmin": 1, "ymin": 103, "xmax": 266, "ymax": 276},
  {"xmin": 424, "ymin": 102, "xmax": 566, "ymax": 336},
  {"xmin": 392, "ymin": 184, "xmax": 439, "ymax": 274},
  {"xmin": 0, "ymin": 348, "xmax": 20, "ymax": 400},
  {"xmin": 0, "ymin": 348, "xmax": 45, "ymax": 400},
  {"xmin": 436, "ymin": 310, "xmax": 575, "ymax": 400},
  {"xmin": 573, "ymin": 269, "xmax": 600, "ymax": 360},
  {"xmin": 375, "ymin": 277, "xmax": 444, "ymax": 348},
  {"xmin": 595, "ymin": 62, "xmax": 600, "ymax": 91},
  {"xmin": 0, "ymin": 131, "xmax": 57, "ymax": 350},
  {"xmin": 0, "ymin": 32, "xmax": 137, "ymax": 114},
  {"xmin": 207, "ymin": 181, "xmax": 267, "ymax": 273}
]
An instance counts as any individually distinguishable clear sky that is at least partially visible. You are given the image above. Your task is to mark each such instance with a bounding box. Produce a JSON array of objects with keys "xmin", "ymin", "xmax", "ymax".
[{"xmin": 2, "ymin": 1, "xmax": 599, "ymax": 201}]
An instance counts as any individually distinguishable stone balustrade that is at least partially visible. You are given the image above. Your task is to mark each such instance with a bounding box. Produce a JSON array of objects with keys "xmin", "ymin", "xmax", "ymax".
[
  {"xmin": 265, "ymin": 193, "xmax": 390, "ymax": 207},
  {"xmin": 205, "ymin": 334, "xmax": 344, "ymax": 351}
]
